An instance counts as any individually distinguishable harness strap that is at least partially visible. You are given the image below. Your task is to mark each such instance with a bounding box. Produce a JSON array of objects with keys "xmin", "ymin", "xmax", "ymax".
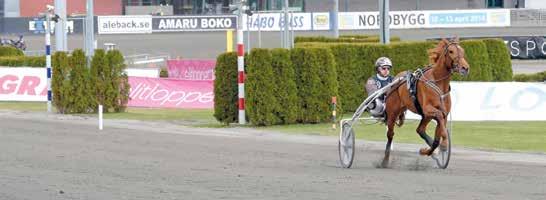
[
  {"xmin": 421, "ymin": 79, "xmax": 450, "ymax": 117},
  {"xmin": 407, "ymin": 66, "xmax": 450, "ymax": 117}
]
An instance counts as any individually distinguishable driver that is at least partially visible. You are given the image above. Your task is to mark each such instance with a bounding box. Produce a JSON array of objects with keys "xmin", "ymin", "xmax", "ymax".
[{"xmin": 365, "ymin": 57, "xmax": 394, "ymax": 117}]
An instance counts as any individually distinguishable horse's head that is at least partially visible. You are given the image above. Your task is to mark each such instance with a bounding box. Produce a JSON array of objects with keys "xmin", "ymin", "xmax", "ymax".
[{"xmin": 429, "ymin": 37, "xmax": 470, "ymax": 76}]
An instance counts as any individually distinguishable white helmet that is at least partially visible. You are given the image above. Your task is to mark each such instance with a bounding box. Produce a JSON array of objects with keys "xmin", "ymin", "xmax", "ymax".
[{"xmin": 375, "ymin": 57, "xmax": 392, "ymax": 69}]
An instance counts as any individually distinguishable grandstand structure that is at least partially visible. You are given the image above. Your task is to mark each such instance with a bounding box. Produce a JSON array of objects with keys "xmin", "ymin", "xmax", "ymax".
[{"xmin": 1, "ymin": 0, "xmax": 542, "ymax": 17}]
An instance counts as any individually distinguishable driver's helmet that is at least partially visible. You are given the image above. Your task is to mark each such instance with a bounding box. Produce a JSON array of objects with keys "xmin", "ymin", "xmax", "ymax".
[{"xmin": 375, "ymin": 57, "xmax": 392, "ymax": 72}]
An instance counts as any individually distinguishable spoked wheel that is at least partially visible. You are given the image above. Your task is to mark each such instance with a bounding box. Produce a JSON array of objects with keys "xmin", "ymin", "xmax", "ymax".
[
  {"xmin": 432, "ymin": 122, "xmax": 452, "ymax": 169},
  {"xmin": 338, "ymin": 121, "xmax": 355, "ymax": 168}
]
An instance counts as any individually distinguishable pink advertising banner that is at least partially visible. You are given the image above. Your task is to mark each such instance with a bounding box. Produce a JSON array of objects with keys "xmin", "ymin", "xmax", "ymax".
[
  {"xmin": 128, "ymin": 77, "xmax": 213, "ymax": 109},
  {"xmin": 167, "ymin": 59, "xmax": 216, "ymax": 80}
]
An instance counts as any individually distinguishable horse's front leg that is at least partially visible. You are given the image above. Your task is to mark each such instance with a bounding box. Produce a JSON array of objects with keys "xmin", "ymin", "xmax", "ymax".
[
  {"xmin": 419, "ymin": 106, "xmax": 446, "ymax": 156},
  {"xmin": 416, "ymin": 117, "xmax": 433, "ymax": 147},
  {"xmin": 439, "ymin": 115, "xmax": 449, "ymax": 151}
]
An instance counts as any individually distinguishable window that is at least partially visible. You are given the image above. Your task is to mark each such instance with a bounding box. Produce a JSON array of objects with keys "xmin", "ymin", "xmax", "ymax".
[
  {"xmin": 486, "ymin": 0, "xmax": 503, "ymax": 8},
  {"xmin": 0, "ymin": 0, "xmax": 4, "ymax": 17},
  {"xmin": 262, "ymin": 0, "xmax": 304, "ymax": 11}
]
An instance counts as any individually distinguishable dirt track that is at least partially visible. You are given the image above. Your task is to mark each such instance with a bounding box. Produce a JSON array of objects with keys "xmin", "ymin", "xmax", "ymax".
[{"xmin": 1, "ymin": 110, "xmax": 545, "ymax": 200}]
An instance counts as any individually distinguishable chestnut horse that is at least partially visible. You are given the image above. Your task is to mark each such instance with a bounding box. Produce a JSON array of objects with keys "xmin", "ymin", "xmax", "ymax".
[{"xmin": 381, "ymin": 38, "xmax": 470, "ymax": 167}]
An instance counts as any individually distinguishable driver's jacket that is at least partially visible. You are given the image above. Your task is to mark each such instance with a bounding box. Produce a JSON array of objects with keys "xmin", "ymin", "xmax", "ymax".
[{"xmin": 365, "ymin": 74, "xmax": 394, "ymax": 100}]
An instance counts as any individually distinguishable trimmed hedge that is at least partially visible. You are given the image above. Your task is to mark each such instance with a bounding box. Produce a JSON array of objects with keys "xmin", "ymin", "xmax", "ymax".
[
  {"xmin": 90, "ymin": 49, "xmax": 109, "ymax": 111},
  {"xmin": 0, "ymin": 56, "xmax": 45, "ymax": 67},
  {"xmin": 106, "ymin": 50, "xmax": 130, "ymax": 112},
  {"xmin": 306, "ymin": 42, "xmax": 433, "ymax": 111},
  {"xmin": 246, "ymin": 49, "xmax": 280, "ymax": 125},
  {"xmin": 214, "ymin": 38, "xmax": 515, "ymax": 123},
  {"xmin": 513, "ymin": 71, "xmax": 546, "ymax": 82},
  {"xmin": 454, "ymin": 40, "xmax": 492, "ymax": 81},
  {"xmin": 49, "ymin": 49, "xmax": 129, "ymax": 114},
  {"xmin": 271, "ymin": 48, "xmax": 298, "ymax": 124},
  {"xmin": 51, "ymin": 52, "xmax": 72, "ymax": 114},
  {"xmin": 69, "ymin": 49, "xmax": 94, "ymax": 113},
  {"xmin": 292, "ymin": 40, "xmax": 512, "ymax": 111},
  {"xmin": 291, "ymin": 48, "xmax": 339, "ymax": 123},
  {"xmin": 213, "ymin": 52, "xmax": 239, "ymax": 124},
  {"xmin": 483, "ymin": 39, "xmax": 513, "ymax": 81},
  {"xmin": 245, "ymin": 48, "xmax": 300, "ymax": 125},
  {"xmin": 0, "ymin": 46, "xmax": 24, "ymax": 57},
  {"xmin": 214, "ymin": 48, "xmax": 339, "ymax": 125}
]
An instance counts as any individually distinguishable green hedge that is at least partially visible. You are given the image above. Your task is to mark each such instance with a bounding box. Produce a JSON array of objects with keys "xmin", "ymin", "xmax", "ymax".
[
  {"xmin": 245, "ymin": 48, "xmax": 300, "ymax": 125},
  {"xmin": 51, "ymin": 52, "xmax": 72, "ymax": 114},
  {"xmin": 483, "ymin": 39, "xmax": 513, "ymax": 81},
  {"xmin": 214, "ymin": 48, "xmax": 339, "ymax": 125},
  {"xmin": 455, "ymin": 40, "xmax": 492, "ymax": 81},
  {"xmin": 308, "ymin": 42, "xmax": 433, "ymax": 111},
  {"xmin": 513, "ymin": 71, "xmax": 546, "ymax": 82},
  {"xmin": 0, "ymin": 46, "xmax": 45, "ymax": 67},
  {"xmin": 292, "ymin": 40, "xmax": 512, "ymax": 111},
  {"xmin": 213, "ymin": 52, "xmax": 239, "ymax": 124},
  {"xmin": 108, "ymin": 50, "xmax": 130, "ymax": 112},
  {"xmin": 271, "ymin": 48, "xmax": 298, "ymax": 124},
  {"xmin": 214, "ymin": 39, "xmax": 515, "ymax": 124},
  {"xmin": 0, "ymin": 56, "xmax": 45, "ymax": 67},
  {"xmin": 291, "ymin": 48, "xmax": 339, "ymax": 123},
  {"xmin": 69, "ymin": 49, "xmax": 94, "ymax": 113},
  {"xmin": 50, "ymin": 49, "xmax": 129, "ymax": 114},
  {"xmin": 246, "ymin": 49, "xmax": 280, "ymax": 125},
  {"xmin": 0, "ymin": 46, "xmax": 24, "ymax": 57}
]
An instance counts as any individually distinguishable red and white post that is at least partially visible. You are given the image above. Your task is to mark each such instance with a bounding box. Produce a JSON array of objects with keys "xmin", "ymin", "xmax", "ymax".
[{"xmin": 237, "ymin": 2, "xmax": 246, "ymax": 125}]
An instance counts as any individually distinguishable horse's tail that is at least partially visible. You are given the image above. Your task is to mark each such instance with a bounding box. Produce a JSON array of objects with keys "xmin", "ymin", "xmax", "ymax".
[{"xmin": 395, "ymin": 111, "xmax": 405, "ymax": 127}]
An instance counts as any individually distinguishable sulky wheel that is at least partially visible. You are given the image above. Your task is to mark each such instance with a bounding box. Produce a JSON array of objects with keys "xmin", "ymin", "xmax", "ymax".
[
  {"xmin": 338, "ymin": 121, "xmax": 356, "ymax": 168},
  {"xmin": 432, "ymin": 121, "xmax": 452, "ymax": 169}
]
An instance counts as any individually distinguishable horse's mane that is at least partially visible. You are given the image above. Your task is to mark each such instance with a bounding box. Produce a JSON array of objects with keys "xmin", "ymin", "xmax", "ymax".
[
  {"xmin": 427, "ymin": 38, "xmax": 459, "ymax": 64},
  {"xmin": 427, "ymin": 40, "xmax": 447, "ymax": 64}
]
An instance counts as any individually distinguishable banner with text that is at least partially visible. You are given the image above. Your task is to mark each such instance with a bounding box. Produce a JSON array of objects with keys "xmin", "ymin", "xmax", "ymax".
[
  {"xmin": 98, "ymin": 15, "xmax": 152, "ymax": 34},
  {"xmin": 427, "ymin": 9, "xmax": 510, "ymax": 28},
  {"xmin": 241, "ymin": 9, "xmax": 509, "ymax": 31},
  {"xmin": 336, "ymin": 9, "xmax": 509, "ymax": 30},
  {"xmin": 406, "ymin": 82, "xmax": 546, "ymax": 121},
  {"xmin": 128, "ymin": 77, "xmax": 213, "ymax": 109},
  {"xmin": 166, "ymin": 59, "xmax": 216, "ymax": 80},
  {"xmin": 0, "ymin": 68, "xmax": 47, "ymax": 101},
  {"xmin": 242, "ymin": 12, "xmax": 313, "ymax": 31},
  {"xmin": 153, "ymin": 15, "xmax": 236, "ymax": 32},
  {"xmin": 504, "ymin": 36, "xmax": 546, "ymax": 59}
]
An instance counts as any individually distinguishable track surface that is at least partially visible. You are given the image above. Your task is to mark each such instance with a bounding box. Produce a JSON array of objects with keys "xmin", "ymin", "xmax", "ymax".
[{"xmin": 1, "ymin": 111, "xmax": 545, "ymax": 200}]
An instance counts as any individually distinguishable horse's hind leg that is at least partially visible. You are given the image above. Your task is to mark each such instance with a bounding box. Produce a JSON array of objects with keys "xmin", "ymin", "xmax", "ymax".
[{"xmin": 416, "ymin": 117, "xmax": 433, "ymax": 147}]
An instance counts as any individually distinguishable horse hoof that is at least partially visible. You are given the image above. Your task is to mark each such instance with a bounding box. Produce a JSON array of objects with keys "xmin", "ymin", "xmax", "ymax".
[
  {"xmin": 440, "ymin": 141, "xmax": 448, "ymax": 151},
  {"xmin": 419, "ymin": 148, "xmax": 429, "ymax": 156}
]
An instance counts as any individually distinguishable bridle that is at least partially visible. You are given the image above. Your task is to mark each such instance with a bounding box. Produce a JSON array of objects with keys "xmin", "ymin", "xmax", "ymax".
[{"xmin": 443, "ymin": 41, "xmax": 464, "ymax": 74}]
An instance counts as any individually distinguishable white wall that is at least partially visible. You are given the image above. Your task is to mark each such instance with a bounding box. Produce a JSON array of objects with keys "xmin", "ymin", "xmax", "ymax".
[
  {"xmin": 125, "ymin": 68, "xmax": 159, "ymax": 78},
  {"xmin": 4, "ymin": 0, "xmax": 20, "ymax": 17},
  {"xmin": 525, "ymin": 0, "xmax": 546, "ymax": 9}
]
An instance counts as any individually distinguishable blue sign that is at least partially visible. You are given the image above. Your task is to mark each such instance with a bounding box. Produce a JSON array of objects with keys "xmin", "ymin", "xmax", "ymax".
[{"xmin": 429, "ymin": 12, "xmax": 486, "ymax": 25}]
